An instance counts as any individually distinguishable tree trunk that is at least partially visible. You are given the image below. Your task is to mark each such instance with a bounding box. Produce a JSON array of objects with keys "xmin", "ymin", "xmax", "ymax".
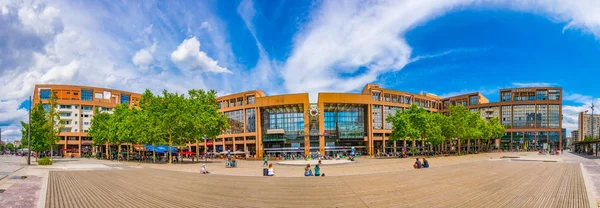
[
  {"xmin": 467, "ymin": 139, "xmax": 471, "ymax": 154},
  {"xmin": 168, "ymin": 134, "xmax": 172, "ymax": 164},
  {"xmin": 118, "ymin": 145, "xmax": 121, "ymax": 162},
  {"xmin": 458, "ymin": 139, "xmax": 461, "ymax": 155},
  {"xmin": 152, "ymin": 143, "xmax": 156, "ymax": 164},
  {"xmin": 196, "ymin": 139, "xmax": 200, "ymax": 163},
  {"xmin": 50, "ymin": 145, "xmax": 53, "ymax": 160}
]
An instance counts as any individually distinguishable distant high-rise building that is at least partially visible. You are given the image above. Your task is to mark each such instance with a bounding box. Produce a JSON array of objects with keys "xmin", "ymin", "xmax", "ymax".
[
  {"xmin": 578, "ymin": 113, "xmax": 600, "ymax": 141},
  {"xmin": 572, "ymin": 130, "xmax": 579, "ymax": 142}
]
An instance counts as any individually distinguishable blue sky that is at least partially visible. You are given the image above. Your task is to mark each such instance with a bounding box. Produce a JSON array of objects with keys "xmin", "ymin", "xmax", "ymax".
[{"xmin": 1, "ymin": 0, "xmax": 600, "ymax": 142}]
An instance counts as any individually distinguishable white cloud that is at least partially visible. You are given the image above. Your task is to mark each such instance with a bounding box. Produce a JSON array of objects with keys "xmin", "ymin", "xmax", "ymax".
[
  {"xmin": 236, "ymin": 0, "xmax": 281, "ymax": 92},
  {"xmin": 132, "ymin": 42, "xmax": 157, "ymax": 71},
  {"xmin": 200, "ymin": 21, "xmax": 211, "ymax": 30},
  {"xmin": 171, "ymin": 37, "xmax": 231, "ymax": 74},
  {"xmin": 0, "ymin": 0, "xmax": 236, "ymax": 143},
  {"xmin": 282, "ymin": 0, "xmax": 600, "ymax": 101}
]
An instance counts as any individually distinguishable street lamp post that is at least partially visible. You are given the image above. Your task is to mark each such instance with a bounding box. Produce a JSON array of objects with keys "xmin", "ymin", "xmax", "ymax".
[{"xmin": 592, "ymin": 102, "xmax": 596, "ymax": 156}]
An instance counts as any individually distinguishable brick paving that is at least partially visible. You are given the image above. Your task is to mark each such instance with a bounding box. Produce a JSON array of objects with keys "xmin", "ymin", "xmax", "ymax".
[{"xmin": 46, "ymin": 160, "xmax": 589, "ymax": 208}]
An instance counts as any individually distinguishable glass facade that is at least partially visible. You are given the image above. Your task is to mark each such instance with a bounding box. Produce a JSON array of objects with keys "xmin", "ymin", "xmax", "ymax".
[
  {"xmin": 261, "ymin": 107, "xmax": 304, "ymax": 142},
  {"xmin": 549, "ymin": 105, "xmax": 560, "ymax": 128},
  {"xmin": 501, "ymin": 106, "xmax": 512, "ymax": 128},
  {"xmin": 246, "ymin": 109, "xmax": 256, "ymax": 133},
  {"xmin": 501, "ymin": 92, "xmax": 511, "ymax": 102},
  {"xmin": 512, "ymin": 105, "xmax": 535, "ymax": 128},
  {"xmin": 536, "ymin": 90, "xmax": 548, "ymax": 100},
  {"xmin": 549, "ymin": 90, "xmax": 560, "ymax": 100},
  {"xmin": 247, "ymin": 96, "xmax": 255, "ymax": 104},
  {"xmin": 372, "ymin": 105, "xmax": 382, "ymax": 130},
  {"xmin": 469, "ymin": 95, "xmax": 478, "ymax": 105},
  {"xmin": 40, "ymin": 89, "xmax": 51, "ymax": 100},
  {"xmin": 225, "ymin": 110, "xmax": 244, "ymax": 134},
  {"xmin": 536, "ymin": 105, "xmax": 547, "ymax": 128},
  {"xmin": 383, "ymin": 106, "xmax": 401, "ymax": 130},
  {"xmin": 372, "ymin": 91, "xmax": 381, "ymax": 101},
  {"xmin": 120, "ymin": 94, "xmax": 130, "ymax": 104},
  {"xmin": 81, "ymin": 89, "xmax": 93, "ymax": 101},
  {"xmin": 324, "ymin": 106, "xmax": 366, "ymax": 139},
  {"xmin": 549, "ymin": 131, "xmax": 560, "ymax": 148}
]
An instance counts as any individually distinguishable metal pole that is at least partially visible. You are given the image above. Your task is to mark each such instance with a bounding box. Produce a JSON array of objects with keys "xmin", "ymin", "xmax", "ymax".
[
  {"xmin": 28, "ymin": 96, "xmax": 31, "ymax": 165},
  {"xmin": 592, "ymin": 102, "xmax": 596, "ymax": 156}
]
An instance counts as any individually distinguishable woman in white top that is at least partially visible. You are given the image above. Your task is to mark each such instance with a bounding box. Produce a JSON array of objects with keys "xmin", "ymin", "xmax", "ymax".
[
  {"xmin": 267, "ymin": 164, "xmax": 275, "ymax": 176},
  {"xmin": 201, "ymin": 164, "xmax": 209, "ymax": 174}
]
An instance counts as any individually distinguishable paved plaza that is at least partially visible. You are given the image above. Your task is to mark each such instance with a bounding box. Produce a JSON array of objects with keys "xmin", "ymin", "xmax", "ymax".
[{"xmin": 0, "ymin": 152, "xmax": 597, "ymax": 207}]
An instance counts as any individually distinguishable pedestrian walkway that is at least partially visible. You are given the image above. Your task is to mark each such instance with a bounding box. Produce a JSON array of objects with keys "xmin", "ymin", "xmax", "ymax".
[
  {"xmin": 0, "ymin": 156, "xmax": 26, "ymax": 180},
  {"xmin": 562, "ymin": 152, "xmax": 600, "ymax": 206},
  {"xmin": 45, "ymin": 160, "xmax": 589, "ymax": 208}
]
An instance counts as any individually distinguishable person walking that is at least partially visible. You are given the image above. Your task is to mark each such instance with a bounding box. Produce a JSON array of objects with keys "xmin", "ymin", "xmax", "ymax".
[{"xmin": 263, "ymin": 155, "xmax": 268, "ymax": 166}]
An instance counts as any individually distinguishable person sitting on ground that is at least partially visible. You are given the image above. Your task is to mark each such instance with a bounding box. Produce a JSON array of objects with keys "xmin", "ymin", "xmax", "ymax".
[
  {"xmin": 422, "ymin": 158, "xmax": 429, "ymax": 168},
  {"xmin": 304, "ymin": 164, "xmax": 313, "ymax": 176},
  {"xmin": 267, "ymin": 164, "xmax": 275, "ymax": 176},
  {"xmin": 314, "ymin": 164, "xmax": 325, "ymax": 176},
  {"xmin": 201, "ymin": 164, "xmax": 210, "ymax": 174},
  {"xmin": 414, "ymin": 158, "xmax": 422, "ymax": 169}
]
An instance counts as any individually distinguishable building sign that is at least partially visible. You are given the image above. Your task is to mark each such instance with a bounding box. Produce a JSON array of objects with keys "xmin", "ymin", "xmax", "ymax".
[
  {"xmin": 511, "ymin": 88, "xmax": 532, "ymax": 92},
  {"xmin": 206, "ymin": 141, "xmax": 214, "ymax": 146}
]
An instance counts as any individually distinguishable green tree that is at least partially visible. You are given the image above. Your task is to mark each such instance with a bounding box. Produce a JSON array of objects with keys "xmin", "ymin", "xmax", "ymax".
[
  {"xmin": 448, "ymin": 105, "xmax": 469, "ymax": 155},
  {"xmin": 45, "ymin": 93, "xmax": 64, "ymax": 160},
  {"xmin": 465, "ymin": 112, "xmax": 483, "ymax": 154},
  {"xmin": 489, "ymin": 117, "xmax": 505, "ymax": 150},
  {"xmin": 387, "ymin": 104, "xmax": 439, "ymax": 155},
  {"xmin": 431, "ymin": 113, "xmax": 451, "ymax": 152},
  {"xmin": 478, "ymin": 117, "xmax": 491, "ymax": 152},
  {"xmin": 155, "ymin": 90, "xmax": 188, "ymax": 164},
  {"xmin": 112, "ymin": 104, "xmax": 137, "ymax": 160},
  {"xmin": 88, "ymin": 108, "xmax": 114, "ymax": 159},
  {"xmin": 187, "ymin": 89, "xmax": 229, "ymax": 161},
  {"xmin": 136, "ymin": 89, "xmax": 164, "ymax": 163},
  {"xmin": 21, "ymin": 102, "xmax": 50, "ymax": 161}
]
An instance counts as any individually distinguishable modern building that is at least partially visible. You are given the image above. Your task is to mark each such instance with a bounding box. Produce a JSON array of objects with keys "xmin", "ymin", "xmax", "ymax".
[
  {"xmin": 32, "ymin": 84, "xmax": 563, "ymax": 158},
  {"xmin": 578, "ymin": 113, "xmax": 600, "ymax": 141},
  {"xmin": 32, "ymin": 84, "xmax": 141, "ymax": 156},
  {"xmin": 572, "ymin": 130, "xmax": 579, "ymax": 142},
  {"xmin": 188, "ymin": 84, "xmax": 563, "ymax": 157}
]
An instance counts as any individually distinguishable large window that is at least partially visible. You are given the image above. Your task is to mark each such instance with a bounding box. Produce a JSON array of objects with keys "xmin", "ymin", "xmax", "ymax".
[
  {"xmin": 372, "ymin": 105, "xmax": 382, "ymax": 130},
  {"xmin": 121, "ymin": 94, "xmax": 130, "ymax": 104},
  {"xmin": 536, "ymin": 90, "xmax": 548, "ymax": 100},
  {"xmin": 469, "ymin": 95, "xmax": 478, "ymax": 105},
  {"xmin": 324, "ymin": 105, "xmax": 366, "ymax": 139},
  {"xmin": 513, "ymin": 105, "xmax": 534, "ymax": 128},
  {"xmin": 81, "ymin": 89, "xmax": 93, "ymax": 101},
  {"xmin": 372, "ymin": 91, "xmax": 381, "ymax": 101},
  {"xmin": 247, "ymin": 96, "xmax": 255, "ymax": 104},
  {"xmin": 549, "ymin": 105, "xmax": 560, "ymax": 128},
  {"xmin": 501, "ymin": 92, "xmax": 511, "ymax": 102},
  {"xmin": 246, "ymin": 109, "xmax": 256, "ymax": 133},
  {"xmin": 549, "ymin": 90, "xmax": 560, "ymax": 100},
  {"xmin": 501, "ymin": 106, "xmax": 511, "ymax": 128},
  {"xmin": 384, "ymin": 106, "xmax": 402, "ymax": 130},
  {"xmin": 536, "ymin": 105, "xmax": 548, "ymax": 128},
  {"xmin": 40, "ymin": 89, "xmax": 51, "ymax": 100},
  {"xmin": 261, "ymin": 107, "xmax": 304, "ymax": 142},
  {"xmin": 225, "ymin": 110, "xmax": 244, "ymax": 134}
]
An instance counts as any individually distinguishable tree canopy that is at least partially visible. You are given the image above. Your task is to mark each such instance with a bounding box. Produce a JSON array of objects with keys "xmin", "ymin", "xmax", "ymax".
[{"xmin": 387, "ymin": 104, "xmax": 505, "ymax": 155}]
